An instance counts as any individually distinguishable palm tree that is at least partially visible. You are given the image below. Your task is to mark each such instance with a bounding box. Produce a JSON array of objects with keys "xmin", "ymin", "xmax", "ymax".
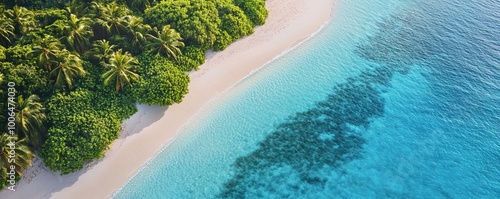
[
  {"xmin": 126, "ymin": 0, "xmax": 157, "ymax": 12},
  {"xmin": 84, "ymin": 39, "xmax": 116, "ymax": 66},
  {"xmin": 0, "ymin": 19, "xmax": 14, "ymax": 46},
  {"xmin": 15, "ymin": 95, "xmax": 46, "ymax": 149},
  {"xmin": 0, "ymin": 133, "xmax": 35, "ymax": 180},
  {"xmin": 102, "ymin": 50, "xmax": 139, "ymax": 92},
  {"xmin": 118, "ymin": 15, "xmax": 150, "ymax": 54},
  {"xmin": 0, "ymin": 7, "xmax": 15, "ymax": 46},
  {"xmin": 51, "ymin": 50, "xmax": 86, "ymax": 87},
  {"xmin": 145, "ymin": 25, "xmax": 185, "ymax": 61},
  {"xmin": 5, "ymin": 5, "xmax": 35, "ymax": 35},
  {"xmin": 30, "ymin": 36, "xmax": 64, "ymax": 71},
  {"xmin": 91, "ymin": 2, "xmax": 130, "ymax": 39},
  {"xmin": 61, "ymin": 14, "xmax": 93, "ymax": 53},
  {"xmin": 65, "ymin": 0, "xmax": 92, "ymax": 18}
]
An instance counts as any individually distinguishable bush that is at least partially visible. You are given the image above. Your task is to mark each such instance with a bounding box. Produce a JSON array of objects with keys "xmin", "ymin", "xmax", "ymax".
[
  {"xmin": 34, "ymin": 8, "xmax": 67, "ymax": 27},
  {"xmin": 217, "ymin": 2, "xmax": 254, "ymax": 40},
  {"xmin": 40, "ymin": 88, "xmax": 136, "ymax": 174},
  {"xmin": 133, "ymin": 53, "xmax": 190, "ymax": 106},
  {"xmin": 234, "ymin": 0, "xmax": 268, "ymax": 26},
  {"xmin": 1, "ymin": 63, "xmax": 52, "ymax": 98},
  {"xmin": 175, "ymin": 46, "xmax": 206, "ymax": 71},
  {"xmin": 0, "ymin": 46, "xmax": 5, "ymax": 60},
  {"xmin": 144, "ymin": 0, "xmax": 221, "ymax": 48}
]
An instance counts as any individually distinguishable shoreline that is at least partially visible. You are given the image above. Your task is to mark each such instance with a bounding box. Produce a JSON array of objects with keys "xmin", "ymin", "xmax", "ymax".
[{"xmin": 0, "ymin": 0, "xmax": 334, "ymax": 198}]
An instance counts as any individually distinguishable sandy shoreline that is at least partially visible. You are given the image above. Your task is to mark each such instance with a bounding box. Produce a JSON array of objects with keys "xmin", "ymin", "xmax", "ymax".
[{"xmin": 0, "ymin": 0, "xmax": 333, "ymax": 198}]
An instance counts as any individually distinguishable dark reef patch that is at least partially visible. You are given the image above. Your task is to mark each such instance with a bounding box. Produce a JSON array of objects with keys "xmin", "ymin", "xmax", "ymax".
[
  {"xmin": 218, "ymin": 9, "xmax": 430, "ymax": 198},
  {"xmin": 219, "ymin": 72, "xmax": 393, "ymax": 198}
]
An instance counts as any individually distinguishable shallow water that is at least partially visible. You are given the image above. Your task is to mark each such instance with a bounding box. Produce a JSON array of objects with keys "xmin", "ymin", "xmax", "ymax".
[{"xmin": 114, "ymin": 0, "xmax": 500, "ymax": 198}]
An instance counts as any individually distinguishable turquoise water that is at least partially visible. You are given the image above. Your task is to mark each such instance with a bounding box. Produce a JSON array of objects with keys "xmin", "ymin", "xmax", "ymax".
[{"xmin": 114, "ymin": 0, "xmax": 499, "ymax": 198}]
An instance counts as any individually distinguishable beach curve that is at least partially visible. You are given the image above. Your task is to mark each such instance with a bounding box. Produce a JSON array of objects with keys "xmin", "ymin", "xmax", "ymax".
[{"xmin": 0, "ymin": 0, "xmax": 334, "ymax": 198}]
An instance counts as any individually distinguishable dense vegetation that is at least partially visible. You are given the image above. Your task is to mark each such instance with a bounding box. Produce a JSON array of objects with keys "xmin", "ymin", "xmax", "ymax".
[{"xmin": 0, "ymin": 0, "xmax": 267, "ymax": 188}]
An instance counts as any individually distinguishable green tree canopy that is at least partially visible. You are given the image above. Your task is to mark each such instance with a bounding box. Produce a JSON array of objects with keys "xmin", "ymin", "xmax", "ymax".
[
  {"xmin": 126, "ymin": 0, "xmax": 158, "ymax": 12},
  {"xmin": 1, "ymin": 62, "xmax": 51, "ymax": 98},
  {"xmin": 60, "ymin": 14, "xmax": 93, "ymax": 53},
  {"xmin": 15, "ymin": 94, "xmax": 46, "ymax": 148},
  {"xmin": 84, "ymin": 39, "xmax": 117, "ymax": 66},
  {"xmin": 50, "ymin": 50, "xmax": 86, "ymax": 88},
  {"xmin": 145, "ymin": 25, "xmax": 184, "ymax": 60},
  {"xmin": 144, "ymin": 0, "xmax": 221, "ymax": 49},
  {"xmin": 121, "ymin": 15, "xmax": 151, "ymax": 54},
  {"xmin": 40, "ymin": 88, "xmax": 136, "ymax": 174},
  {"xmin": 133, "ymin": 53, "xmax": 189, "ymax": 106},
  {"xmin": 90, "ymin": 2, "xmax": 131, "ymax": 39},
  {"xmin": 102, "ymin": 49, "xmax": 140, "ymax": 92},
  {"xmin": 213, "ymin": 1, "xmax": 254, "ymax": 50},
  {"xmin": 233, "ymin": 0, "xmax": 268, "ymax": 26},
  {"xmin": 5, "ymin": 5, "xmax": 36, "ymax": 35},
  {"xmin": 30, "ymin": 35, "xmax": 63, "ymax": 71},
  {"xmin": 0, "ymin": 134, "xmax": 35, "ymax": 182},
  {"xmin": 175, "ymin": 45, "xmax": 206, "ymax": 72},
  {"xmin": 0, "ymin": 7, "xmax": 15, "ymax": 46}
]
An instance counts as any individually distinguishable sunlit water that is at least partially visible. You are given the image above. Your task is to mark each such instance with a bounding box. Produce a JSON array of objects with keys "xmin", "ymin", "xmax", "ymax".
[{"xmin": 114, "ymin": 0, "xmax": 500, "ymax": 198}]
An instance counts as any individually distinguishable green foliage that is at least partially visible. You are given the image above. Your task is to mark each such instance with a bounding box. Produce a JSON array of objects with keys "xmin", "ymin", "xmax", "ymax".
[
  {"xmin": 218, "ymin": 3, "xmax": 253, "ymax": 38},
  {"xmin": 84, "ymin": 39, "xmax": 116, "ymax": 66},
  {"xmin": 40, "ymin": 91, "xmax": 114, "ymax": 173},
  {"xmin": 5, "ymin": 44, "xmax": 33, "ymax": 64},
  {"xmin": 5, "ymin": 0, "xmax": 77, "ymax": 9},
  {"xmin": 126, "ymin": 0, "xmax": 158, "ymax": 12},
  {"xmin": 73, "ymin": 64, "xmax": 138, "ymax": 120},
  {"xmin": 133, "ymin": 53, "xmax": 189, "ymax": 106},
  {"xmin": 5, "ymin": 6, "xmax": 36, "ymax": 35},
  {"xmin": 214, "ymin": 2, "xmax": 254, "ymax": 50},
  {"xmin": 1, "ymin": 62, "xmax": 51, "ymax": 97},
  {"xmin": 15, "ymin": 28, "xmax": 46, "ymax": 46},
  {"xmin": 102, "ymin": 49, "xmax": 140, "ymax": 92},
  {"xmin": 0, "ymin": 45, "xmax": 5, "ymax": 60},
  {"xmin": 43, "ymin": 18, "xmax": 67, "ymax": 39},
  {"xmin": 175, "ymin": 46, "xmax": 206, "ymax": 71},
  {"xmin": 145, "ymin": 0, "xmax": 263, "ymax": 51},
  {"xmin": 90, "ymin": 2, "xmax": 131, "ymax": 39},
  {"xmin": 145, "ymin": 25, "xmax": 184, "ymax": 60},
  {"xmin": 61, "ymin": 14, "xmax": 93, "ymax": 53},
  {"xmin": 213, "ymin": 31, "xmax": 233, "ymax": 51},
  {"xmin": 0, "ymin": 134, "xmax": 35, "ymax": 183},
  {"xmin": 181, "ymin": 45, "xmax": 205, "ymax": 65},
  {"xmin": 30, "ymin": 35, "xmax": 64, "ymax": 71},
  {"xmin": 39, "ymin": 61, "xmax": 137, "ymax": 174},
  {"xmin": 144, "ymin": 0, "xmax": 221, "ymax": 48},
  {"xmin": 234, "ymin": 0, "xmax": 268, "ymax": 26},
  {"xmin": 15, "ymin": 95, "xmax": 47, "ymax": 149},
  {"xmin": 89, "ymin": 2, "xmax": 151, "ymax": 54},
  {"xmin": 120, "ymin": 15, "xmax": 151, "ymax": 54},
  {"xmin": 40, "ymin": 88, "xmax": 136, "ymax": 174},
  {"xmin": 33, "ymin": 8, "xmax": 67, "ymax": 27},
  {"xmin": 50, "ymin": 50, "xmax": 86, "ymax": 88},
  {"xmin": 0, "ymin": 11, "xmax": 15, "ymax": 47}
]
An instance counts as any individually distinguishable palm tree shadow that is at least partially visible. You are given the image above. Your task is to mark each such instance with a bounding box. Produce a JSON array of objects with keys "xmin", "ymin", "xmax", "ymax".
[{"xmin": 119, "ymin": 103, "xmax": 168, "ymax": 139}]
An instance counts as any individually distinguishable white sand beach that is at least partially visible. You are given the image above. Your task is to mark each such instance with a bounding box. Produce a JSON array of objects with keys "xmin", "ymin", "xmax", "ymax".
[{"xmin": 0, "ymin": 0, "xmax": 333, "ymax": 198}]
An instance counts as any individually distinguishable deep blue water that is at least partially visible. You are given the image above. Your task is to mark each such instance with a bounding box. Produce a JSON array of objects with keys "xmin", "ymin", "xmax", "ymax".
[{"xmin": 114, "ymin": 0, "xmax": 500, "ymax": 198}]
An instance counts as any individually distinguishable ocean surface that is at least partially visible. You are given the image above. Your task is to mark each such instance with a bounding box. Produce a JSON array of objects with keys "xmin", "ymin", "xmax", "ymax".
[{"xmin": 114, "ymin": 0, "xmax": 499, "ymax": 198}]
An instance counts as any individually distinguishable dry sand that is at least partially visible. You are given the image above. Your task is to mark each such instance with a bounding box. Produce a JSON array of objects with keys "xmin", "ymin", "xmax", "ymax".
[{"xmin": 0, "ymin": 0, "xmax": 333, "ymax": 198}]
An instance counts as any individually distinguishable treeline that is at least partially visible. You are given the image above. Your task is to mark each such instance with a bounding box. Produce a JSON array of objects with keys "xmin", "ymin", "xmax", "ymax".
[{"xmin": 0, "ymin": 0, "xmax": 267, "ymax": 188}]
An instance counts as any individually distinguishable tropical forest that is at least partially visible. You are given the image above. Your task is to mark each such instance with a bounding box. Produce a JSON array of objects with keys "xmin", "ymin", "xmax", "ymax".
[{"xmin": 0, "ymin": 0, "xmax": 267, "ymax": 189}]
